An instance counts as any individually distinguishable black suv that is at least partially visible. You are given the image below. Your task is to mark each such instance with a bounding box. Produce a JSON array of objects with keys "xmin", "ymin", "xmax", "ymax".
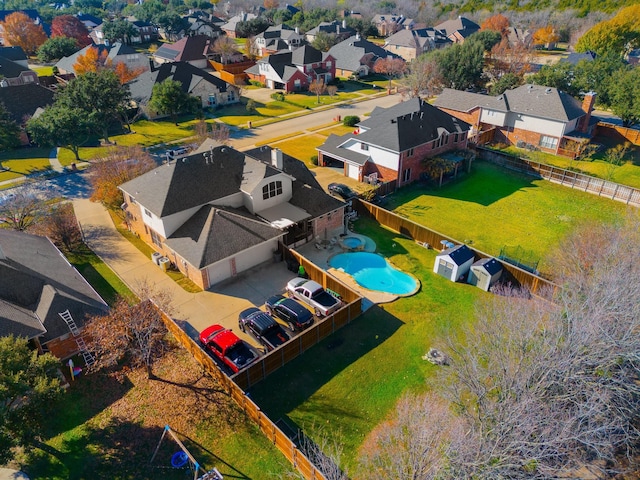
[
  {"xmin": 238, "ymin": 308, "xmax": 289, "ymax": 352},
  {"xmin": 328, "ymin": 183, "xmax": 358, "ymax": 201},
  {"xmin": 265, "ymin": 295, "xmax": 314, "ymax": 332}
]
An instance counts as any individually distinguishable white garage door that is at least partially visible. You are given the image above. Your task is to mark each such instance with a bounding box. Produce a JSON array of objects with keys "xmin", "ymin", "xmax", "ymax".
[{"xmin": 347, "ymin": 163, "xmax": 359, "ymax": 180}]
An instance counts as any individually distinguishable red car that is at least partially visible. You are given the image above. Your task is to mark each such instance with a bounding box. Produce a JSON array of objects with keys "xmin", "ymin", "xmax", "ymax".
[{"xmin": 199, "ymin": 324, "xmax": 259, "ymax": 373}]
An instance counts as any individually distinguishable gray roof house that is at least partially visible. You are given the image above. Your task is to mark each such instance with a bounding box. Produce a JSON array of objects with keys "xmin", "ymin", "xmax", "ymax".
[
  {"xmin": 221, "ymin": 12, "xmax": 257, "ymax": 38},
  {"xmin": 119, "ymin": 143, "xmax": 345, "ymax": 289},
  {"xmin": 0, "ymin": 56, "xmax": 38, "ymax": 86},
  {"xmin": 305, "ymin": 20, "xmax": 356, "ymax": 43},
  {"xmin": 317, "ymin": 97, "xmax": 470, "ymax": 186},
  {"xmin": 127, "ymin": 61, "xmax": 239, "ymax": 117},
  {"xmin": 153, "ymin": 35, "xmax": 214, "ymax": 69},
  {"xmin": 371, "ymin": 14, "xmax": 415, "ymax": 36},
  {"xmin": 383, "ymin": 28, "xmax": 450, "ymax": 62},
  {"xmin": 0, "ymin": 46, "xmax": 28, "ymax": 67},
  {"xmin": 55, "ymin": 42, "xmax": 150, "ymax": 76},
  {"xmin": 435, "ymin": 16, "xmax": 480, "ymax": 43},
  {"xmin": 327, "ymin": 34, "xmax": 403, "ymax": 77},
  {"xmin": 254, "ymin": 24, "xmax": 304, "ymax": 56},
  {"xmin": 0, "ymin": 83, "xmax": 55, "ymax": 144},
  {"xmin": 433, "ymin": 84, "xmax": 598, "ymax": 157},
  {"xmin": 0, "ymin": 229, "xmax": 107, "ymax": 359}
]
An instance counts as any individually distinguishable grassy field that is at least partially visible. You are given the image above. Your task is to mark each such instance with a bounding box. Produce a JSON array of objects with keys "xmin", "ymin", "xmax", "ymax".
[
  {"xmin": 249, "ymin": 217, "xmax": 486, "ymax": 476},
  {"xmin": 0, "ymin": 147, "xmax": 52, "ymax": 182},
  {"xmin": 21, "ymin": 345, "xmax": 295, "ymax": 479},
  {"xmin": 271, "ymin": 133, "xmax": 327, "ymax": 167},
  {"xmin": 386, "ymin": 160, "xmax": 628, "ymax": 276}
]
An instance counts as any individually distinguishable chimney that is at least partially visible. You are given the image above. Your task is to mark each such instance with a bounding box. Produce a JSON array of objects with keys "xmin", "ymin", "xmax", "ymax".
[
  {"xmin": 580, "ymin": 91, "xmax": 597, "ymax": 133},
  {"xmin": 271, "ymin": 148, "xmax": 284, "ymax": 170},
  {"xmin": 355, "ymin": 32, "xmax": 360, "ymax": 41},
  {"xmin": 148, "ymin": 57, "xmax": 155, "ymax": 72},
  {"xmin": 342, "ymin": 19, "xmax": 347, "ymax": 29},
  {"xmin": 295, "ymin": 26, "xmax": 299, "ymax": 34}
]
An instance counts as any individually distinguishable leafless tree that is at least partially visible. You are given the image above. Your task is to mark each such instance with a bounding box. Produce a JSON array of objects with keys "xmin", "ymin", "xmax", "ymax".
[
  {"xmin": 84, "ymin": 279, "xmax": 174, "ymax": 378},
  {"xmin": 373, "ymin": 56, "xmax": 406, "ymax": 90},
  {"xmin": 29, "ymin": 201, "xmax": 82, "ymax": 252},
  {"xmin": 0, "ymin": 183, "xmax": 46, "ymax": 231},
  {"xmin": 194, "ymin": 119, "xmax": 230, "ymax": 144},
  {"xmin": 399, "ymin": 55, "xmax": 443, "ymax": 99},
  {"xmin": 212, "ymin": 36, "xmax": 239, "ymax": 64},
  {"xmin": 309, "ymin": 79, "xmax": 326, "ymax": 104},
  {"xmin": 299, "ymin": 427, "xmax": 348, "ymax": 480},
  {"xmin": 326, "ymin": 84, "xmax": 338, "ymax": 98}
]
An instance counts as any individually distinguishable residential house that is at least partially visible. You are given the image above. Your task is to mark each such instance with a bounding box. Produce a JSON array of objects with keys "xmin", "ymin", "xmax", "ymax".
[
  {"xmin": 127, "ymin": 18, "xmax": 159, "ymax": 44},
  {"xmin": 254, "ymin": 24, "xmax": 304, "ymax": 57},
  {"xmin": 371, "ymin": 14, "xmax": 415, "ymax": 37},
  {"xmin": 316, "ymin": 97, "xmax": 470, "ymax": 185},
  {"xmin": 562, "ymin": 51, "xmax": 597, "ymax": 65},
  {"xmin": 76, "ymin": 12, "xmax": 103, "ymax": 31},
  {"xmin": 221, "ymin": 12, "xmax": 257, "ymax": 38},
  {"xmin": 245, "ymin": 45, "xmax": 335, "ymax": 92},
  {"xmin": 434, "ymin": 16, "xmax": 480, "ymax": 44},
  {"xmin": 328, "ymin": 34, "xmax": 403, "ymax": 78},
  {"xmin": 0, "ymin": 45, "xmax": 28, "ymax": 67},
  {"xmin": 433, "ymin": 85, "xmax": 598, "ymax": 157},
  {"xmin": 55, "ymin": 42, "xmax": 150, "ymax": 76},
  {"xmin": 187, "ymin": 17, "xmax": 224, "ymax": 39},
  {"xmin": 119, "ymin": 143, "xmax": 345, "ymax": 289},
  {"xmin": 0, "ymin": 55, "xmax": 39, "ymax": 86},
  {"xmin": 0, "ymin": 229, "xmax": 108, "ymax": 360},
  {"xmin": 0, "ymin": 83, "xmax": 55, "ymax": 144},
  {"xmin": 153, "ymin": 35, "xmax": 214, "ymax": 69},
  {"xmin": 383, "ymin": 28, "xmax": 450, "ymax": 62},
  {"xmin": 305, "ymin": 20, "xmax": 356, "ymax": 44},
  {"xmin": 127, "ymin": 61, "xmax": 239, "ymax": 118},
  {"xmin": 0, "ymin": 9, "xmax": 50, "ymax": 46},
  {"xmin": 507, "ymin": 27, "xmax": 533, "ymax": 47}
]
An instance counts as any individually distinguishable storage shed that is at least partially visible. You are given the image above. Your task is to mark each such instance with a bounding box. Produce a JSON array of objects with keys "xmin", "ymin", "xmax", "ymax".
[
  {"xmin": 434, "ymin": 244, "xmax": 475, "ymax": 282},
  {"xmin": 467, "ymin": 257, "xmax": 503, "ymax": 291}
]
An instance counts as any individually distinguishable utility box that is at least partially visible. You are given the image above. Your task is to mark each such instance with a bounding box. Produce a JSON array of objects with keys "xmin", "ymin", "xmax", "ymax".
[{"xmin": 151, "ymin": 252, "xmax": 162, "ymax": 265}]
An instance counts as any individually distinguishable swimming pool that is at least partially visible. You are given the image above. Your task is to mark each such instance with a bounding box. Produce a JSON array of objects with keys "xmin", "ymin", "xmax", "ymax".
[{"xmin": 329, "ymin": 252, "xmax": 419, "ymax": 295}]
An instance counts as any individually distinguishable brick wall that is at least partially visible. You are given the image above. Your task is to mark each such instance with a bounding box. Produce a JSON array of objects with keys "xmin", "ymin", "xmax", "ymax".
[
  {"xmin": 313, "ymin": 207, "xmax": 345, "ymax": 236},
  {"xmin": 363, "ymin": 162, "xmax": 398, "ymax": 183}
]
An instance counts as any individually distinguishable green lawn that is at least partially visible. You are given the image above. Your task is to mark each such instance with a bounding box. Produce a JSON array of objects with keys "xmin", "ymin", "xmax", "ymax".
[
  {"xmin": 386, "ymin": 161, "xmax": 628, "ymax": 276},
  {"xmin": 0, "ymin": 147, "xmax": 52, "ymax": 182},
  {"xmin": 249, "ymin": 218, "xmax": 486, "ymax": 476},
  {"xmin": 283, "ymin": 91, "xmax": 361, "ymax": 108},
  {"xmin": 271, "ymin": 133, "xmax": 327, "ymax": 167},
  {"xmin": 33, "ymin": 65, "xmax": 54, "ymax": 76}
]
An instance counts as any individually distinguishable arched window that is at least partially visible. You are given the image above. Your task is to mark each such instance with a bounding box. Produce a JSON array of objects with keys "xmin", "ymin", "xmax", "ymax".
[{"xmin": 262, "ymin": 181, "xmax": 283, "ymax": 200}]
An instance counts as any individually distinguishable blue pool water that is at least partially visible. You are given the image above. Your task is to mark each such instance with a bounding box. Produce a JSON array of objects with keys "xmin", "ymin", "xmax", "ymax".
[{"xmin": 329, "ymin": 252, "xmax": 419, "ymax": 295}]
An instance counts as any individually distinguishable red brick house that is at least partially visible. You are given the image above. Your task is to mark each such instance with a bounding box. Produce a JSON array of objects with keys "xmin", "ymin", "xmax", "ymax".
[
  {"xmin": 316, "ymin": 98, "xmax": 470, "ymax": 186},
  {"xmin": 433, "ymin": 85, "xmax": 597, "ymax": 158},
  {"xmin": 119, "ymin": 143, "xmax": 345, "ymax": 289},
  {"xmin": 0, "ymin": 230, "xmax": 108, "ymax": 361},
  {"xmin": 245, "ymin": 45, "xmax": 336, "ymax": 92}
]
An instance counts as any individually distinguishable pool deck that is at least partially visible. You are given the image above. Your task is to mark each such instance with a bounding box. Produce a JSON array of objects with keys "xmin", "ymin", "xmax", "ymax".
[{"xmin": 294, "ymin": 229, "xmax": 400, "ymax": 305}]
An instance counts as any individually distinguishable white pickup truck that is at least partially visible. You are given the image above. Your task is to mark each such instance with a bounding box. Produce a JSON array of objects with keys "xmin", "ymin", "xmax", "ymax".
[{"xmin": 286, "ymin": 278, "xmax": 342, "ymax": 317}]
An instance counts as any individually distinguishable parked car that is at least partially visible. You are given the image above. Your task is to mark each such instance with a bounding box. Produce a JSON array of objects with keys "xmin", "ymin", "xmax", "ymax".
[
  {"xmin": 199, "ymin": 324, "xmax": 259, "ymax": 373},
  {"xmin": 285, "ymin": 278, "xmax": 342, "ymax": 317},
  {"xmin": 265, "ymin": 295, "xmax": 314, "ymax": 332},
  {"xmin": 167, "ymin": 146, "xmax": 189, "ymax": 159},
  {"xmin": 328, "ymin": 183, "xmax": 358, "ymax": 201},
  {"xmin": 238, "ymin": 308, "xmax": 290, "ymax": 351}
]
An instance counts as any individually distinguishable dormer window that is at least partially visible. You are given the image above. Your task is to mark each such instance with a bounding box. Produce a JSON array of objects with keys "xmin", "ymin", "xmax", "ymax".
[{"xmin": 263, "ymin": 180, "xmax": 283, "ymax": 200}]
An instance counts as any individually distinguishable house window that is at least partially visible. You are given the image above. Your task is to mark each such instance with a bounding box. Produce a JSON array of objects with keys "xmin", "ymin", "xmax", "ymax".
[
  {"xmin": 539, "ymin": 135, "xmax": 558, "ymax": 150},
  {"xmin": 326, "ymin": 60, "xmax": 331, "ymax": 67},
  {"xmin": 486, "ymin": 110, "xmax": 496, "ymax": 117},
  {"xmin": 129, "ymin": 195, "xmax": 136, "ymax": 204},
  {"xmin": 453, "ymin": 133, "xmax": 459, "ymax": 143},
  {"xmin": 150, "ymin": 230, "xmax": 162, "ymax": 247},
  {"xmin": 402, "ymin": 168, "xmax": 411, "ymax": 183},
  {"xmin": 360, "ymin": 143, "xmax": 368, "ymax": 151},
  {"xmin": 262, "ymin": 180, "xmax": 283, "ymax": 200},
  {"xmin": 208, "ymin": 94, "xmax": 216, "ymax": 106},
  {"xmin": 144, "ymin": 208, "xmax": 152, "ymax": 217},
  {"xmin": 407, "ymin": 148, "xmax": 414, "ymax": 157},
  {"xmin": 434, "ymin": 135, "xmax": 446, "ymax": 148},
  {"xmin": 227, "ymin": 92, "xmax": 235, "ymax": 102}
]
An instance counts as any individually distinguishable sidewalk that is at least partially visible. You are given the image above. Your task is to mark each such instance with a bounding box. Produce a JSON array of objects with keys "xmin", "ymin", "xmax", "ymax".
[{"xmin": 72, "ymin": 198, "xmax": 256, "ymax": 341}]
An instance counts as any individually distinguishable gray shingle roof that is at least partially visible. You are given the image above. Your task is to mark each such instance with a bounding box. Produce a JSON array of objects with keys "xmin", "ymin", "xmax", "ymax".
[
  {"xmin": 127, "ymin": 61, "xmax": 230, "ymax": 104},
  {"xmin": 434, "ymin": 84, "xmax": 586, "ymax": 122},
  {"xmin": 0, "ymin": 46, "xmax": 28, "ymax": 62},
  {"xmin": 306, "ymin": 20, "xmax": 356, "ymax": 37},
  {"xmin": 154, "ymin": 35, "xmax": 212, "ymax": 63},
  {"xmin": 0, "ymin": 230, "xmax": 107, "ymax": 342},
  {"xmin": 0, "ymin": 83, "xmax": 54, "ymax": 123},
  {"xmin": 164, "ymin": 205, "xmax": 283, "ymax": 268},
  {"xmin": 0, "ymin": 56, "xmax": 31, "ymax": 79},
  {"xmin": 55, "ymin": 42, "xmax": 136, "ymax": 75},
  {"xmin": 435, "ymin": 16, "xmax": 480, "ymax": 37},
  {"xmin": 317, "ymin": 133, "xmax": 370, "ymax": 166},
  {"xmin": 291, "ymin": 44, "xmax": 322, "ymax": 65},
  {"xmin": 328, "ymin": 35, "xmax": 402, "ymax": 72}
]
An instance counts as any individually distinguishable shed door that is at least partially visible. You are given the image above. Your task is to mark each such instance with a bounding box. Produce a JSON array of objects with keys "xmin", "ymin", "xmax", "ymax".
[
  {"xmin": 476, "ymin": 270, "xmax": 490, "ymax": 291},
  {"xmin": 347, "ymin": 163, "xmax": 359, "ymax": 180},
  {"xmin": 437, "ymin": 258, "xmax": 454, "ymax": 279}
]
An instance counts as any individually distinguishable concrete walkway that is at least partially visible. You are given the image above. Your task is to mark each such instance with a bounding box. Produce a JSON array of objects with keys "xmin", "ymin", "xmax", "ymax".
[{"xmin": 49, "ymin": 148, "xmax": 64, "ymax": 173}]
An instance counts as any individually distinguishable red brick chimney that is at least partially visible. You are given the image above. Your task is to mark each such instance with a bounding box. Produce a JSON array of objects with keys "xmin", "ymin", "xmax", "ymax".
[{"xmin": 580, "ymin": 91, "xmax": 597, "ymax": 133}]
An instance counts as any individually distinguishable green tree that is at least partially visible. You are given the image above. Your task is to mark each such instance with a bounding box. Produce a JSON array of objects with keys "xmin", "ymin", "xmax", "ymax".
[
  {"xmin": 431, "ymin": 39, "xmax": 485, "ymax": 90},
  {"xmin": 55, "ymin": 70, "xmax": 131, "ymax": 143},
  {"xmin": 311, "ymin": 31, "xmax": 340, "ymax": 52},
  {"xmin": 0, "ymin": 102, "xmax": 20, "ymax": 152},
  {"xmin": 27, "ymin": 104, "xmax": 96, "ymax": 161},
  {"xmin": 149, "ymin": 78, "xmax": 199, "ymax": 124},
  {"xmin": 469, "ymin": 29, "xmax": 502, "ymax": 52},
  {"xmin": 0, "ymin": 336, "xmax": 63, "ymax": 463},
  {"xmin": 236, "ymin": 17, "xmax": 270, "ymax": 38},
  {"xmin": 608, "ymin": 68, "xmax": 640, "ymax": 126},
  {"xmin": 530, "ymin": 61, "xmax": 576, "ymax": 95},
  {"xmin": 102, "ymin": 18, "xmax": 136, "ymax": 44},
  {"xmin": 37, "ymin": 36, "xmax": 80, "ymax": 62},
  {"xmin": 490, "ymin": 72, "xmax": 523, "ymax": 95}
]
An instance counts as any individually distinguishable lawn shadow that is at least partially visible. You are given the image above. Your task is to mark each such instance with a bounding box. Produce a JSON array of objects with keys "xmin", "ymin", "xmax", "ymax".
[
  {"xmin": 246, "ymin": 305, "xmax": 403, "ymax": 421},
  {"xmin": 387, "ymin": 161, "xmax": 540, "ymax": 208}
]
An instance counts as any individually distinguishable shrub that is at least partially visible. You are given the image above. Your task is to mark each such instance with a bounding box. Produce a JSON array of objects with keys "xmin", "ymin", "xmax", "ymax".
[
  {"xmin": 271, "ymin": 92, "xmax": 285, "ymax": 101},
  {"xmin": 343, "ymin": 115, "xmax": 360, "ymax": 127},
  {"xmin": 249, "ymin": 80, "xmax": 264, "ymax": 87},
  {"xmin": 310, "ymin": 155, "xmax": 318, "ymax": 165},
  {"xmin": 246, "ymin": 99, "xmax": 257, "ymax": 113}
]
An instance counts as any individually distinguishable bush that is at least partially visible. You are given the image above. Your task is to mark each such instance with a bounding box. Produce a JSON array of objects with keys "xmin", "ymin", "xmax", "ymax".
[
  {"xmin": 343, "ymin": 115, "xmax": 360, "ymax": 127},
  {"xmin": 310, "ymin": 155, "xmax": 318, "ymax": 165},
  {"xmin": 246, "ymin": 99, "xmax": 257, "ymax": 113},
  {"xmin": 249, "ymin": 80, "xmax": 264, "ymax": 87},
  {"xmin": 271, "ymin": 92, "xmax": 285, "ymax": 101}
]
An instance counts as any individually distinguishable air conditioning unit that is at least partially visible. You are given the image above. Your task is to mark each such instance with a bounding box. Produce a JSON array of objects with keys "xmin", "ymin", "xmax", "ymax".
[
  {"xmin": 151, "ymin": 252, "xmax": 162, "ymax": 265},
  {"xmin": 158, "ymin": 257, "xmax": 171, "ymax": 272}
]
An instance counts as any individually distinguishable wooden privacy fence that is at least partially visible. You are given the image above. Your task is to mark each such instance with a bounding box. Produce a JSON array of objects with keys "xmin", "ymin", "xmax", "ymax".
[
  {"xmin": 352, "ymin": 198, "xmax": 558, "ymax": 297},
  {"xmin": 597, "ymin": 123, "xmax": 640, "ymax": 146},
  {"xmin": 477, "ymin": 146, "xmax": 640, "ymax": 207},
  {"xmin": 155, "ymin": 249, "xmax": 364, "ymax": 480}
]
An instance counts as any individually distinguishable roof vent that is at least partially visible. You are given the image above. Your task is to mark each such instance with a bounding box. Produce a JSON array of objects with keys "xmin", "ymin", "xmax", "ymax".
[{"xmin": 545, "ymin": 88, "xmax": 552, "ymax": 94}]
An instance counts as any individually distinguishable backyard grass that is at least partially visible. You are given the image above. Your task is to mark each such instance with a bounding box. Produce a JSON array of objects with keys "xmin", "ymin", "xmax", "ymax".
[
  {"xmin": 386, "ymin": 160, "xmax": 628, "ymax": 276},
  {"xmin": 249, "ymin": 217, "xmax": 486, "ymax": 476},
  {"xmin": 32, "ymin": 65, "xmax": 54, "ymax": 76},
  {"xmin": 20, "ymin": 345, "xmax": 295, "ymax": 479},
  {"xmin": 271, "ymin": 133, "xmax": 327, "ymax": 167}
]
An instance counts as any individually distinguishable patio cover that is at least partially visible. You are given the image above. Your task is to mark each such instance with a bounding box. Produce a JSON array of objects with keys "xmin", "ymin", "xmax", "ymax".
[{"xmin": 257, "ymin": 202, "xmax": 310, "ymax": 228}]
